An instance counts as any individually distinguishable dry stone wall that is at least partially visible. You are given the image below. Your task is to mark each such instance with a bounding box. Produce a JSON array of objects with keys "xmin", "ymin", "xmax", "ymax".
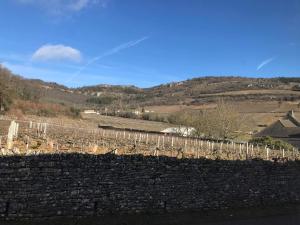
[{"xmin": 0, "ymin": 154, "xmax": 299, "ymax": 220}]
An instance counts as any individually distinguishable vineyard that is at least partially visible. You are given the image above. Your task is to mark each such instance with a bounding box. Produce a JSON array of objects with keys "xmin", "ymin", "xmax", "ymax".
[{"xmin": 0, "ymin": 117, "xmax": 299, "ymax": 161}]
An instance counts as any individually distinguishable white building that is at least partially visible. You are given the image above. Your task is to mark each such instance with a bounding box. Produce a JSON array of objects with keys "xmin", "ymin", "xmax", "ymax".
[
  {"xmin": 132, "ymin": 110, "xmax": 142, "ymax": 115},
  {"xmin": 161, "ymin": 126, "xmax": 196, "ymax": 137},
  {"xmin": 83, "ymin": 110, "xmax": 97, "ymax": 114}
]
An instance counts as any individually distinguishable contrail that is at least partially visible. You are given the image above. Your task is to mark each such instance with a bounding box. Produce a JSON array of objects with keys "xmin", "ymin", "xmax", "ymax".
[
  {"xmin": 67, "ymin": 36, "xmax": 149, "ymax": 83},
  {"xmin": 257, "ymin": 56, "xmax": 277, "ymax": 71}
]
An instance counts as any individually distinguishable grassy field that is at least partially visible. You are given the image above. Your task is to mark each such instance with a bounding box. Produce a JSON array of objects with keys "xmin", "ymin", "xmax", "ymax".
[
  {"xmin": 198, "ymin": 89, "xmax": 300, "ymax": 97},
  {"xmin": 81, "ymin": 114, "xmax": 171, "ymax": 132}
]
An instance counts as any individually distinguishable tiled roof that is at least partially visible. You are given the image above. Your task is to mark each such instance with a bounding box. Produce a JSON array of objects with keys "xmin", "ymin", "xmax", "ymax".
[{"xmin": 279, "ymin": 119, "xmax": 298, "ymax": 128}]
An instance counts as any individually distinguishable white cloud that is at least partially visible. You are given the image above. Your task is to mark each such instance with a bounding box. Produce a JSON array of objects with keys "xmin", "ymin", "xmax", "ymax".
[
  {"xmin": 257, "ymin": 56, "xmax": 277, "ymax": 71},
  {"xmin": 15, "ymin": 0, "xmax": 108, "ymax": 15},
  {"xmin": 32, "ymin": 44, "xmax": 82, "ymax": 62}
]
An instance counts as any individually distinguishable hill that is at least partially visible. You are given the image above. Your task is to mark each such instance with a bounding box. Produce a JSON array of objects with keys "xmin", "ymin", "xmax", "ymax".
[
  {"xmin": 1, "ymin": 64, "xmax": 300, "ymax": 118},
  {"xmin": 74, "ymin": 76, "xmax": 300, "ymax": 109},
  {"xmin": 0, "ymin": 65, "xmax": 85, "ymax": 117}
]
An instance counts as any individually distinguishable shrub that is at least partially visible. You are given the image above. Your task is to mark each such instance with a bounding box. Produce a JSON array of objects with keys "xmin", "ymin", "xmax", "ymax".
[
  {"xmin": 86, "ymin": 96, "xmax": 116, "ymax": 105},
  {"xmin": 10, "ymin": 100, "xmax": 83, "ymax": 118},
  {"xmin": 37, "ymin": 108, "xmax": 57, "ymax": 117},
  {"xmin": 68, "ymin": 107, "xmax": 81, "ymax": 118},
  {"xmin": 118, "ymin": 111, "xmax": 139, "ymax": 119},
  {"xmin": 141, "ymin": 113, "xmax": 151, "ymax": 120},
  {"xmin": 249, "ymin": 136, "xmax": 294, "ymax": 151},
  {"xmin": 0, "ymin": 95, "xmax": 12, "ymax": 113}
]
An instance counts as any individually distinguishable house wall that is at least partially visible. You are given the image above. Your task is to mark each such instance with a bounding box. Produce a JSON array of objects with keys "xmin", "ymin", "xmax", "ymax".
[{"xmin": 0, "ymin": 154, "xmax": 299, "ymax": 220}]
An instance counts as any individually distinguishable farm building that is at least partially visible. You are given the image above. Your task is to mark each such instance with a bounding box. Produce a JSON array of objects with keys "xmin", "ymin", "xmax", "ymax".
[
  {"xmin": 132, "ymin": 110, "xmax": 142, "ymax": 115},
  {"xmin": 83, "ymin": 110, "xmax": 97, "ymax": 114},
  {"xmin": 161, "ymin": 126, "xmax": 196, "ymax": 137},
  {"xmin": 256, "ymin": 110, "xmax": 300, "ymax": 148}
]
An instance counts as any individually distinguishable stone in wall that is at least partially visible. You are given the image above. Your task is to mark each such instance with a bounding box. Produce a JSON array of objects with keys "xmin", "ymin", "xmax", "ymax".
[{"xmin": 0, "ymin": 154, "xmax": 299, "ymax": 220}]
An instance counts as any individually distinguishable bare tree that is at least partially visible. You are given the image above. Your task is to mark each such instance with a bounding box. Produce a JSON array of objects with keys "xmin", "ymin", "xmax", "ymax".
[
  {"xmin": 213, "ymin": 99, "xmax": 241, "ymax": 139},
  {"xmin": 168, "ymin": 110, "xmax": 196, "ymax": 136},
  {"xmin": 191, "ymin": 99, "xmax": 241, "ymax": 140}
]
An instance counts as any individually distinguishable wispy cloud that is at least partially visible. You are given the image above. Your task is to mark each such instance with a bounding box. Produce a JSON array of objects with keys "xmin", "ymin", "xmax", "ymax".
[
  {"xmin": 68, "ymin": 0, "xmax": 89, "ymax": 11},
  {"xmin": 32, "ymin": 44, "xmax": 82, "ymax": 62},
  {"xmin": 2, "ymin": 61, "xmax": 74, "ymax": 82},
  {"xmin": 257, "ymin": 56, "xmax": 277, "ymax": 71},
  {"xmin": 2, "ymin": 61, "xmax": 111, "ymax": 86},
  {"xmin": 0, "ymin": 53, "xmax": 30, "ymax": 64},
  {"xmin": 67, "ymin": 36, "xmax": 149, "ymax": 83},
  {"xmin": 15, "ymin": 0, "xmax": 109, "ymax": 15},
  {"xmin": 97, "ymin": 36, "xmax": 149, "ymax": 59}
]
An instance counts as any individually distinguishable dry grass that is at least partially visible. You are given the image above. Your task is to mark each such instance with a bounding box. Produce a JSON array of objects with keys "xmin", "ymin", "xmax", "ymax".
[
  {"xmin": 199, "ymin": 89, "xmax": 300, "ymax": 97},
  {"xmin": 145, "ymin": 104, "xmax": 216, "ymax": 114},
  {"xmin": 82, "ymin": 114, "xmax": 171, "ymax": 132}
]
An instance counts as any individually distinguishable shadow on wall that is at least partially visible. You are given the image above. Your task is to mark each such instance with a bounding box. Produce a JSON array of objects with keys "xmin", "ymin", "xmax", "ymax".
[{"xmin": 0, "ymin": 153, "xmax": 299, "ymax": 223}]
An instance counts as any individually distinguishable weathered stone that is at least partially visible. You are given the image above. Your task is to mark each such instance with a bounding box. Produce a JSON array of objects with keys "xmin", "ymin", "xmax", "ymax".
[{"xmin": 0, "ymin": 154, "xmax": 299, "ymax": 220}]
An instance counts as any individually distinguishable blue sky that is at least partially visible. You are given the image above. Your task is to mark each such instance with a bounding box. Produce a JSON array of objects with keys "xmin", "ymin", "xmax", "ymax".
[{"xmin": 0, "ymin": 0, "xmax": 299, "ymax": 87}]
